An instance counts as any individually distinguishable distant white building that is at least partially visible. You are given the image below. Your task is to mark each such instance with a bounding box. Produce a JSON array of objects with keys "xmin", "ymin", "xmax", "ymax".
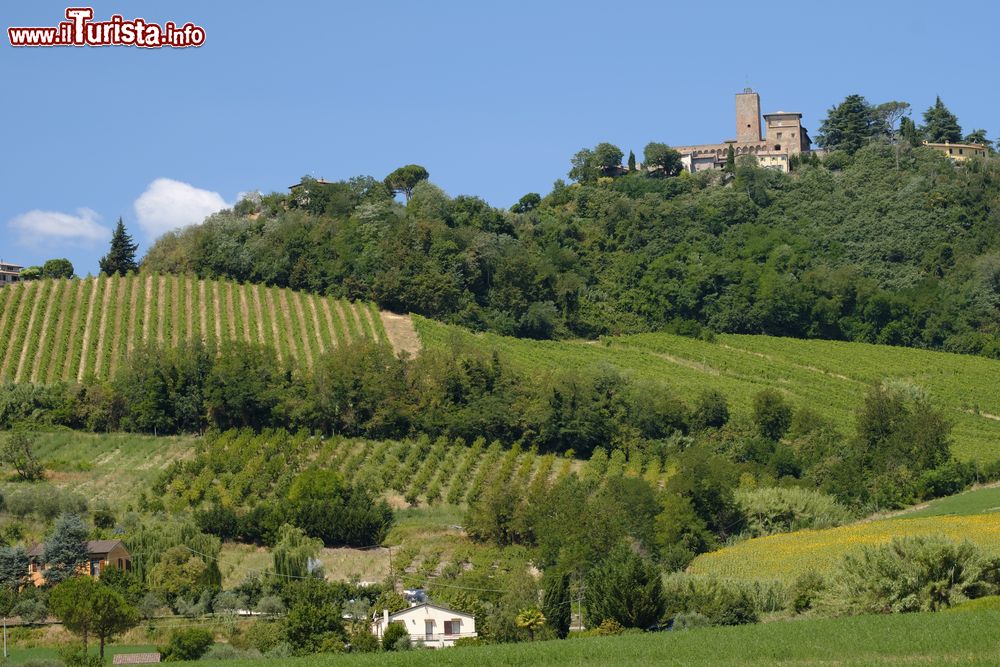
[{"xmin": 372, "ymin": 602, "xmax": 476, "ymax": 648}]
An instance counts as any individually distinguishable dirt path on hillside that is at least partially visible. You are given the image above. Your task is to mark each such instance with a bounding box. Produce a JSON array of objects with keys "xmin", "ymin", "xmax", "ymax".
[{"xmin": 380, "ymin": 311, "xmax": 422, "ymax": 357}]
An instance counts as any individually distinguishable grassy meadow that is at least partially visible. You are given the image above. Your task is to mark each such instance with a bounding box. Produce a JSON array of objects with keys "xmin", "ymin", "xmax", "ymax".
[
  {"xmin": 415, "ymin": 316, "xmax": 1000, "ymax": 462},
  {"xmin": 902, "ymin": 483, "xmax": 1000, "ymax": 518},
  {"xmin": 163, "ymin": 610, "xmax": 1000, "ymax": 666},
  {"xmin": 3, "ymin": 430, "xmax": 195, "ymax": 506}
]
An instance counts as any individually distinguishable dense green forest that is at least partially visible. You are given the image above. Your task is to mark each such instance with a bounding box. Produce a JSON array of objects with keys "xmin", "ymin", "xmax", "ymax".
[{"xmin": 143, "ymin": 143, "xmax": 1000, "ymax": 358}]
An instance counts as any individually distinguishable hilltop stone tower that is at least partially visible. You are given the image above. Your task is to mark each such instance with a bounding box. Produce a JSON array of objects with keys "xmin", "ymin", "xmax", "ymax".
[{"xmin": 735, "ymin": 88, "xmax": 762, "ymax": 143}]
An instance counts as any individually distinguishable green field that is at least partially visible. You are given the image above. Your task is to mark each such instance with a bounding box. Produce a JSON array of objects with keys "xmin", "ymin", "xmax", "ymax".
[
  {"xmin": 0, "ymin": 275, "xmax": 388, "ymax": 384},
  {"xmin": 415, "ymin": 317, "xmax": 1000, "ymax": 462},
  {"xmin": 3, "ymin": 430, "xmax": 195, "ymax": 506},
  {"xmin": 902, "ymin": 484, "xmax": 1000, "ymax": 518},
  {"xmin": 165, "ymin": 610, "xmax": 1000, "ymax": 666}
]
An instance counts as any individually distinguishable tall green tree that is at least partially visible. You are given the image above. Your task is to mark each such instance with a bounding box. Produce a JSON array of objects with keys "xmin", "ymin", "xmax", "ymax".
[
  {"xmin": 272, "ymin": 524, "xmax": 323, "ymax": 579},
  {"xmin": 643, "ymin": 142, "xmax": 683, "ymax": 177},
  {"xmin": 49, "ymin": 577, "xmax": 140, "ymax": 660},
  {"xmin": 921, "ymin": 96, "xmax": 962, "ymax": 143},
  {"xmin": 541, "ymin": 569, "xmax": 571, "ymax": 638},
  {"xmin": 627, "ymin": 150, "xmax": 636, "ymax": 172},
  {"xmin": 585, "ymin": 543, "xmax": 664, "ymax": 629},
  {"xmin": 1, "ymin": 430, "xmax": 45, "ymax": 481},
  {"xmin": 0, "ymin": 546, "xmax": 29, "ymax": 591},
  {"xmin": 592, "ymin": 143, "xmax": 624, "ymax": 176},
  {"xmin": 383, "ymin": 164, "xmax": 429, "ymax": 201},
  {"xmin": 817, "ymin": 94, "xmax": 878, "ymax": 154},
  {"xmin": 40, "ymin": 258, "xmax": 75, "ymax": 279},
  {"xmin": 899, "ymin": 116, "xmax": 921, "ymax": 147},
  {"xmin": 42, "ymin": 513, "xmax": 89, "ymax": 585},
  {"xmin": 98, "ymin": 218, "xmax": 139, "ymax": 276}
]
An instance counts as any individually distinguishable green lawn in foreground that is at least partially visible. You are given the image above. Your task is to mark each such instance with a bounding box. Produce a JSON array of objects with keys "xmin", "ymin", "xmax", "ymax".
[
  {"xmin": 903, "ymin": 484, "xmax": 1000, "ymax": 518},
  {"xmin": 3, "ymin": 644, "xmax": 159, "ymax": 665},
  {"xmin": 174, "ymin": 610, "xmax": 1000, "ymax": 666}
]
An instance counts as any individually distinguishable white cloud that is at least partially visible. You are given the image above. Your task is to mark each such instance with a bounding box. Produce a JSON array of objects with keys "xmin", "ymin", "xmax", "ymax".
[
  {"xmin": 7, "ymin": 207, "xmax": 109, "ymax": 244},
  {"xmin": 133, "ymin": 178, "xmax": 229, "ymax": 237}
]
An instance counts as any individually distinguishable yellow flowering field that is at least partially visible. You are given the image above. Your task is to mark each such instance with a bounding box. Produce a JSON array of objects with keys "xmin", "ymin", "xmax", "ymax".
[{"xmin": 689, "ymin": 513, "xmax": 1000, "ymax": 583}]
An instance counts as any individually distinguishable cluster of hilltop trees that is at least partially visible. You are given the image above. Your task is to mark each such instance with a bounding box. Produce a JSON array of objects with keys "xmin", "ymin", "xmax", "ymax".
[{"xmin": 18, "ymin": 95, "xmax": 997, "ymax": 358}]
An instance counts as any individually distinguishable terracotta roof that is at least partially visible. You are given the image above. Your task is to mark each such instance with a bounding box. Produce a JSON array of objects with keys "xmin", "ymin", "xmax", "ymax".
[
  {"xmin": 27, "ymin": 540, "xmax": 125, "ymax": 558},
  {"xmin": 112, "ymin": 653, "xmax": 161, "ymax": 664}
]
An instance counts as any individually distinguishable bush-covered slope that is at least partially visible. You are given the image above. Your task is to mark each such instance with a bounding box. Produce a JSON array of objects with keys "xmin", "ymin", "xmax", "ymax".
[
  {"xmin": 0, "ymin": 275, "xmax": 388, "ymax": 383},
  {"xmin": 143, "ymin": 145, "xmax": 1000, "ymax": 357},
  {"xmin": 415, "ymin": 317, "xmax": 1000, "ymax": 462}
]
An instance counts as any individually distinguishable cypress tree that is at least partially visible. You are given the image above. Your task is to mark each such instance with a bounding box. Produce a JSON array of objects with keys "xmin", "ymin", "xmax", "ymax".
[
  {"xmin": 725, "ymin": 144, "xmax": 736, "ymax": 173},
  {"xmin": 921, "ymin": 96, "xmax": 962, "ymax": 144},
  {"xmin": 627, "ymin": 150, "xmax": 636, "ymax": 172},
  {"xmin": 99, "ymin": 218, "xmax": 139, "ymax": 276},
  {"xmin": 542, "ymin": 569, "xmax": 572, "ymax": 638}
]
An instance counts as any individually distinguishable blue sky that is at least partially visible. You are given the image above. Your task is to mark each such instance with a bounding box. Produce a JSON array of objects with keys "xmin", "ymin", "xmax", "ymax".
[{"xmin": 2, "ymin": 0, "xmax": 997, "ymax": 275}]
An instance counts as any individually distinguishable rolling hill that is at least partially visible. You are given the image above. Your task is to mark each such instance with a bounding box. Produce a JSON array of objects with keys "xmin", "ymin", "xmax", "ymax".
[
  {"xmin": 0, "ymin": 275, "xmax": 409, "ymax": 384},
  {"xmin": 416, "ymin": 317, "xmax": 1000, "ymax": 462}
]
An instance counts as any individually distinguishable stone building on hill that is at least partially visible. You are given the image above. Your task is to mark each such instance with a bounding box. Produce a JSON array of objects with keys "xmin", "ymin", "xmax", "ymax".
[{"xmin": 671, "ymin": 89, "xmax": 816, "ymax": 174}]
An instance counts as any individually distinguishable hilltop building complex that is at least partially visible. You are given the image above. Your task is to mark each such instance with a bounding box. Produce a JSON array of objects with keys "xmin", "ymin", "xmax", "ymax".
[{"xmin": 672, "ymin": 89, "xmax": 816, "ymax": 173}]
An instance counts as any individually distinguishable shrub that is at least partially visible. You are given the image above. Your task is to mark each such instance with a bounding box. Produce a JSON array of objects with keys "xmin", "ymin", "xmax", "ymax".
[
  {"xmin": 790, "ymin": 571, "xmax": 827, "ymax": 614},
  {"xmin": 585, "ymin": 543, "xmax": 664, "ymax": 629},
  {"xmin": 691, "ymin": 390, "xmax": 729, "ymax": 431},
  {"xmin": 821, "ymin": 535, "xmax": 1000, "ymax": 614},
  {"xmin": 201, "ymin": 644, "xmax": 260, "ymax": 661},
  {"xmin": 752, "ymin": 389, "xmax": 792, "ymax": 441},
  {"xmin": 382, "ymin": 622, "xmax": 409, "ymax": 651},
  {"xmin": 671, "ymin": 612, "xmax": 711, "ymax": 630},
  {"xmin": 349, "ymin": 627, "xmax": 380, "ymax": 653},
  {"xmin": 734, "ymin": 486, "xmax": 853, "ymax": 537},
  {"xmin": 160, "ymin": 627, "xmax": 214, "ymax": 661},
  {"xmin": 662, "ymin": 574, "xmax": 759, "ymax": 626},
  {"xmin": 5, "ymin": 484, "xmax": 87, "ymax": 519}
]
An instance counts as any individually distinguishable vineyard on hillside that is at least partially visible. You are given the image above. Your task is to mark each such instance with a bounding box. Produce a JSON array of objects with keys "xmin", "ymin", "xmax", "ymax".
[
  {"xmin": 0, "ymin": 275, "xmax": 389, "ymax": 384},
  {"xmin": 157, "ymin": 429, "xmax": 652, "ymax": 512},
  {"xmin": 414, "ymin": 317, "xmax": 1000, "ymax": 463}
]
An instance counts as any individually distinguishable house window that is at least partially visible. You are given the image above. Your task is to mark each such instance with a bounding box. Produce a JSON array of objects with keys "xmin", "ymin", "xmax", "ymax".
[
  {"xmin": 959, "ymin": 149, "xmax": 964, "ymax": 155},
  {"xmin": 949, "ymin": 148, "xmax": 954, "ymax": 154},
  {"xmin": 444, "ymin": 619, "xmax": 462, "ymax": 635},
  {"xmin": 31, "ymin": 562, "xmax": 38, "ymax": 573},
  {"xmin": 118, "ymin": 558, "xmax": 124, "ymax": 569},
  {"xmin": 776, "ymin": 132, "xmax": 783, "ymax": 140}
]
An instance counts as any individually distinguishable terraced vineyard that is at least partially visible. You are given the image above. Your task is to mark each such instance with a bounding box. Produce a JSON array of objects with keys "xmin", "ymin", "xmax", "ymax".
[
  {"xmin": 415, "ymin": 317, "xmax": 1000, "ymax": 462},
  {"xmin": 0, "ymin": 275, "xmax": 390, "ymax": 383}
]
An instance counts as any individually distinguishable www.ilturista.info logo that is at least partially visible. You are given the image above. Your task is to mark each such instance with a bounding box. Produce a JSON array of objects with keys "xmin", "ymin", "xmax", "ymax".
[{"xmin": 8, "ymin": 7, "xmax": 205, "ymax": 48}]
